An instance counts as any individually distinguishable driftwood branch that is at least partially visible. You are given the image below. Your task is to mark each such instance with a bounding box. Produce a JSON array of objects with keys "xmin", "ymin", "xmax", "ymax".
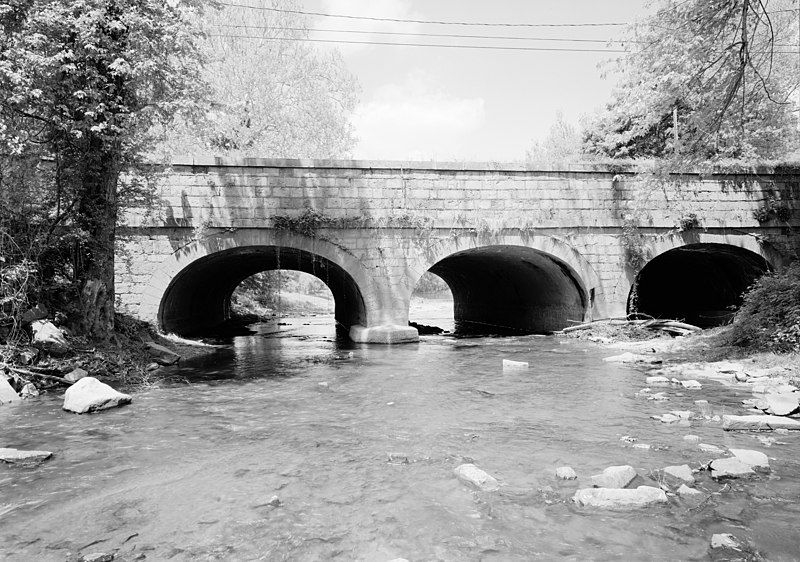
[{"xmin": 1, "ymin": 364, "xmax": 71, "ymax": 385}]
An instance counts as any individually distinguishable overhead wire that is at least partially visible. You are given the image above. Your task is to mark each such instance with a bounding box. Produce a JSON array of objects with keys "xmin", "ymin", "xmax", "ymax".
[
  {"xmin": 205, "ymin": 34, "xmax": 629, "ymax": 53},
  {"xmin": 215, "ymin": 2, "xmax": 628, "ymax": 28}
]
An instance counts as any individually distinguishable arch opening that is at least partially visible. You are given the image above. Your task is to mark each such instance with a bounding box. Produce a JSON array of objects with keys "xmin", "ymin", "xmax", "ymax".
[
  {"xmin": 422, "ymin": 245, "xmax": 587, "ymax": 335},
  {"xmin": 158, "ymin": 246, "xmax": 366, "ymax": 337},
  {"xmin": 629, "ymin": 243, "xmax": 771, "ymax": 327}
]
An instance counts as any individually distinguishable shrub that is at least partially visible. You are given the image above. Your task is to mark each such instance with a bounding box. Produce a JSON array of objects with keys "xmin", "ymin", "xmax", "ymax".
[{"xmin": 729, "ymin": 262, "xmax": 800, "ymax": 352}]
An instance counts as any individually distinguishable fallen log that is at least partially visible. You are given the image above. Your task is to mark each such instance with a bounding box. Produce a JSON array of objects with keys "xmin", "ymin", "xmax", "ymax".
[{"xmin": 1, "ymin": 364, "xmax": 71, "ymax": 385}]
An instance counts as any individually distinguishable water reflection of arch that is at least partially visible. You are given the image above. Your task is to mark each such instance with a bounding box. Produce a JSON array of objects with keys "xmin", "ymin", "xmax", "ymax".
[
  {"xmin": 408, "ymin": 235, "xmax": 602, "ymax": 334},
  {"xmin": 139, "ymin": 230, "xmax": 376, "ymax": 337},
  {"xmin": 629, "ymin": 240, "xmax": 773, "ymax": 327}
]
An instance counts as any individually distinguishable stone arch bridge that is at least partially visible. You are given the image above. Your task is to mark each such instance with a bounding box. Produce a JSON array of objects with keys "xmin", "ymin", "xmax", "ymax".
[{"xmin": 116, "ymin": 158, "xmax": 799, "ymax": 343}]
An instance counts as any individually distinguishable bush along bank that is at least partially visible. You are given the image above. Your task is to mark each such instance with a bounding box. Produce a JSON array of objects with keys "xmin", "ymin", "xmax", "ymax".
[{"xmin": 0, "ymin": 310, "xmax": 185, "ymax": 409}]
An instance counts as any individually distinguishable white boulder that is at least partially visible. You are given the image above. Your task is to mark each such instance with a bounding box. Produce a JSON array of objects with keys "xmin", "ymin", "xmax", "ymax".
[
  {"xmin": 677, "ymin": 484, "xmax": 703, "ymax": 497},
  {"xmin": 681, "ymin": 380, "xmax": 702, "ymax": 390},
  {"xmin": 0, "ymin": 376, "xmax": 21, "ymax": 404},
  {"xmin": 729, "ymin": 449, "xmax": 769, "ymax": 470},
  {"xmin": 710, "ymin": 533, "xmax": 742, "ymax": 550},
  {"xmin": 555, "ymin": 466, "xmax": 577, "ymax": 480},
  {"xmin": 722, "ymin": 414, "xmax": 800, "ymax": 431},
  {"xmin": 31, "ymin": 320, "xmax": 69, "ymax": 355},
  {"xmin": 0, "ymin": 448, "xmax": 52, "ymax": 463},
  {"xmin": 645, "ymin": 376, "xmax": 670, "ymax": 386},
  {"xmin": 763, "ymin": 393, "xmax": 800, "ymax": 416},
  {"xmin": 662, "ymin": 464, "xmax": 694, "ymax": 484},
  {"xmin": 591, "ymin": 465, "xmax": 637, "ymax": 488},
  {"xmin": 63, "ymin": 377, "xmax": 132, "ymax": 414},
  {"xmin": 709, "ymin": 457, "xmax": 756, "ymax": 479},
  {"xmin": 454, "ymin": 464, "xmax": 499, "ymax": 491},
  {"xmin": 572, "ymin": 486, "xmax": 667, "ymax": 508},
  {"xmin": 698, "ymin": 443, "xmax": 725, "ymax": 455}
]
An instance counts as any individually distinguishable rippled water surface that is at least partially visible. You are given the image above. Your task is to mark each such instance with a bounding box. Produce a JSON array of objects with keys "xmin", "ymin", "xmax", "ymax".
[{"xmin": 2, "ymin": 316, "xmax": 800, "ymax": 561}]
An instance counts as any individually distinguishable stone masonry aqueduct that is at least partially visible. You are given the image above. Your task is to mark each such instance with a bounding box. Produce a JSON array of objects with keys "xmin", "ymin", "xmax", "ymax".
[{"xmin": 115, "ymin": 158, "xmax": 799, "ymax": 343}]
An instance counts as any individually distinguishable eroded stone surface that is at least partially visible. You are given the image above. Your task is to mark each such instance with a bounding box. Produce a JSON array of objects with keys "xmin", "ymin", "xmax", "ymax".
[
  {"xmin": 0, "ymin": 448, "xmax": 52, "ymax": 463},
  {"xmin": 572, "ymin": 486, "xmax": 667, "ymax": 508},
  {"xmin": 729, "ymin": 449, "xmax": 769, "ymax": 470},
  {"xmin": 710, "ymin": 457, "xmax": 756, "ymax": 479},
  {"xmin": 555, "ymin": 466, "xmax": 577, "ymax": 480},
  {"xmin": 591, "ymin": 465, "xmax": 636, "ymax": 489},
  {"xmin": 722, "ymin": 414, "xmax": 800, "ymax": 431},
  {"xmin": 454, "ymin": 464, "xmax": 499, "ymax": 491},
  {"xmin": 663, "ymin": 464, "xmax": 694, "ymax": 484}
]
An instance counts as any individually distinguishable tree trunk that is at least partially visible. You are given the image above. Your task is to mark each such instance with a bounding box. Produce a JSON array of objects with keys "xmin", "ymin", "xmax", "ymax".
[{"xmin": 75, "ymin": 145, "xmax": 119, "ymax": 340}]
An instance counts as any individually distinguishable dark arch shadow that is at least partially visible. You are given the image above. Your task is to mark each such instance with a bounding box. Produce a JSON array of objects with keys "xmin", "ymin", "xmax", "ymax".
[
  {"xmin": 628, "ymin": 243, "xmax": 771, "ymax": 327},
  {"xmin": 159, "ymin": 246, "xmax": 366, "ymax": 337},
  {"xmin": 425, "ymin": 245, "xmax": 587, "ymax": 335}
]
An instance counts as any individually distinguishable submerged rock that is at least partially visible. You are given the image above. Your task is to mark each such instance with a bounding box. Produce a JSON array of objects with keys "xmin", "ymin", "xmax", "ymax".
[
  {"xmin": 591, "ymin": 465, "xmax": 636, "ymax": 488},
  {"xmin": 677, "ymin": 484, "xmax": 703, "ymax": 497},
  {"xmin": 683, "ymin": 435, "xmax": 700, "ymax": 443},
  {"xmin": 709, "ymin": 457, "xmax": 756, "ymax": 479},
  {"xmin": 63, "ymin": 377, "xmax": 132, "ymax": 414},
  {"xmin": 555, "ymin": 466, "xmax": 577, "ymax": 480},
  {"xmin": 572, "ymin": 486, "xmax": 667, "ymax": 508},
  {"xmin": 0, "ymin": 448, "xmax": 52, "ymax": 464},
  {"xmin": 698, "ymin": 443, "xmax": 725, "ymax": 455},
  {"xmin": 722, "ymin": 414, "xmax": 800, "ymax": 431},
  {"xmin": 502, "ymin": 359, "xmax": 528, "ymax": 370},
  {"xmin": 729, "ymin": 449, "xmax": 769, "ymax": 470},
  {"xmin": 454, "ymin": 464, "xmax": 499, "ymax": 491},
  {"xmin": 645, "ymin": 376, "xmax": 670, "ymax": 386}
]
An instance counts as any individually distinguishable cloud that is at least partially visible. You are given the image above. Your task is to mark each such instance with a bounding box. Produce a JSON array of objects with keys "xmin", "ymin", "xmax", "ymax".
[
  {"xmin": 314, "ymin": 0, "xmax": 422, "ymax": 53},
  {"xmin": 351, "ymin": 72, "xmax": 486, "ymax": 160}
]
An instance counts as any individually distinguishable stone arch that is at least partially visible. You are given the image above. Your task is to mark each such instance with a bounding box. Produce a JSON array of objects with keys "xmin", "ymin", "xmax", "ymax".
[
  {"xmin": 628, "ymin": 239, "xmax": 773, "ymax": 327},
  {"xmin": 407, "ymin": 235, "xmax": 602, "ymax": 334},
  {"xmin": 138, "ymin": 229, "xmax": 378, "ymax": 337}
]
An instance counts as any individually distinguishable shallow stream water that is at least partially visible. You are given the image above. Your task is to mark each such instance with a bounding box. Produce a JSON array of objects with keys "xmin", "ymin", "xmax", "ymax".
[{"xmin": 2, "ymin": 315, "xmax": 800, "ymax": 561}]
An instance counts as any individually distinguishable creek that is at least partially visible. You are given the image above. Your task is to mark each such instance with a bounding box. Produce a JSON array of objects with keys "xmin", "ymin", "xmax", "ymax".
[{"xmin": 2, "ymin": 314, "xmax": 800, "ymax": 561}]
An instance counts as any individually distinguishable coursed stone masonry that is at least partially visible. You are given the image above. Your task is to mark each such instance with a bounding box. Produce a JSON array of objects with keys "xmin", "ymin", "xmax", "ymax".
[{"xmin": 116, "ymin": 158, "xmax": 798, "ymax": 343}]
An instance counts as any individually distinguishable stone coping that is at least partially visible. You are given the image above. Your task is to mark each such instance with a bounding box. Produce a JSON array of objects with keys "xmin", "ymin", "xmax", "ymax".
[{"xmin": 167, "ymin": 156, "xmax": 800, "ymax": 176}]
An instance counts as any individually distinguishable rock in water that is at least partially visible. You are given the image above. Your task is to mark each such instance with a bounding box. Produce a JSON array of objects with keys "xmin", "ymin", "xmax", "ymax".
[
  {"xmin": 710, "ymin": 533, "xmax": 742, "ymax": 551},
  {"xmin": 709, "ymin": 457, "xmax": 756, "ymax": 479},
  {"xmin": 145, "ymin": 341, "xmax": 181, "ymax": 366},
  {"xmin": 764, "ymin": 393, "xmax": 800, "ymax": 416},
  {"xmin": 698, "ymin": 443, "xmax": 725, "ymax": 454},
  {"xmin": 20, "ymin": 383, "xmax": 39, "ymax": 398},
  {"xmin": 454, "ymin": 463, "xmax": 499, "ymax": 491},
  {"xmin": 662, "ymin": 464, "xmax": 694, "ymax": 484},
  {"xmin": 680, "ymin": 380, "xmax": 702, "ymax": 390},
  {"xmin": 572, "ymin": 486, "xmax": 667, "ymax": 508},
  {"xmin": 677, "ymin": 484, "xmax": 703, "ymax": 497},
  {"xmin": 729, "ymin": 449, "xmax": 769, "ymax": 470},
  {"xmin": 30, "ymin": 320, "xmax": 69, "ymax": 355},
  {"xmin": 555, "ymin": 466, "xmax": 578, "ymax": 480},
  {"xmin": 63, "ymin": 377, "xmax": 132, "ymax": 414},
  {"xmin": 645, "ymin": 376, "xmax": 670, "ymax": 386},
  {"xmin": 722, "ymin": 414, "xmax": 800, "ymax": 431},
  {"xmin": 0, "ymin": 448, "xmax": 52, "ymax": 464},
  {"xmin": 591, "ymin": 465, "xmax": 637, "ymax": 488},
  {"xmin": 0, "ymin": 376, "xmax": 21, "ymax": 404},
  {"xmin": 502, "ymin": 359, "xmax": 528, "ymax": 370}
]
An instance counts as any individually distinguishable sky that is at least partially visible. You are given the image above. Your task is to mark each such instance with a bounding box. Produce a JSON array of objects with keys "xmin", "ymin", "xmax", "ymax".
[{"xmin": 301, "ymin": 0, "xmax": 651, "ymax": 162}]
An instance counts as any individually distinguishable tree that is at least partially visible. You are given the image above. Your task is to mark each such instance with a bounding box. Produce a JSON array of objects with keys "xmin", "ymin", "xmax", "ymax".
[
  {"xmin": 526, "ymin": 111, "xmax": 583, "ymax": 164},
  {"xmin": 164, "ymin": 0, "xmax": 358, "ymax": 159},
  {"xmin": 0, "ymin": 0, "xmax": 205, "ymax": 338},
  {"xmin": 584, "ymin": 0, "xmax": 800, "ymax": 161}
]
